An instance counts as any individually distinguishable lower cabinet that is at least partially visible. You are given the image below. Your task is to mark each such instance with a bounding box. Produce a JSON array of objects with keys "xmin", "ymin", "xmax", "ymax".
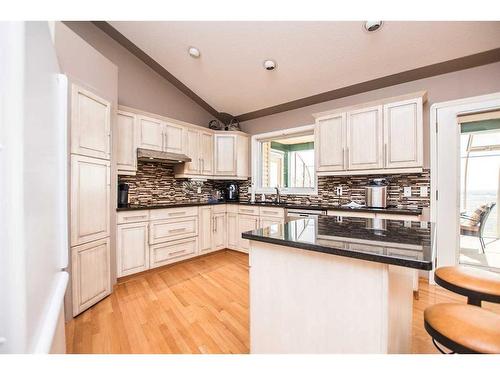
[
  {"xmin": 227, "ymin": 212, "xmax": 239, "ymax": 249},
  {"xmin": 199, "ymin": 206, "xmax": 213, "ymax": 254},
  {"xmin": 71, "ymin": 237, "xmax": 111, "ymax": 316},
  {"xmin": 237, "ymin": 214, "xmax": 259, "ymax": 252},
  {"xmin": 150, "ymin": 237, "xmax": 198, "ymax": 269},
  {"xmin": 117, "ymin": 222, "xmax": 149, "ymax": 277},
  {"xmin": 212, "ymin": 212, "xmax": 227, "ymax": 250},
  {"xmin": 260, "ymin": 216, "xmax": 284, "ymax": 228}
]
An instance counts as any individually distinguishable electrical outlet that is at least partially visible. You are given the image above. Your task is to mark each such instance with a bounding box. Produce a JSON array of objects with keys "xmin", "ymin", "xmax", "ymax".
[
  {"xmin": 404, "ymin": 221, "xmax": 412, "ymax": 228},
  {"xmin": 420, "ymin": 222, "xmax": 428, "ymax": 229},
  {"xmin": 420, "ymin": 186, "xmax": 428, "ymax": 197},
  {"xmin": 197, "ymin": 187, "xmax": 201, "ymax": 194},
  {"xmin": 403, "ymin": 187, "xmax": 412, "ymax": 197},
  {"xmin": 336, "ymin": 186, "xmax": 343, "ymax": 195}
]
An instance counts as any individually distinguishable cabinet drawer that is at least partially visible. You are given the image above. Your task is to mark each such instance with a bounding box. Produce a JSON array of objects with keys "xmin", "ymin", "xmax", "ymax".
[
  {"xmin": 149, "ymin": 206, "xmax": 198, "ymax": 220},
  {"xmin": 327, "ymin": 210, "xmax": 376, "ymax": 219},
  {"xmin": 238, "ymin": 206, "xmax": 259, "ymax": 216},
  {"xmin": 212, "ymin": 204, "xmax": 226, "ymax": 214},
  {"xmin": 259, "ymin": 206, "xmax": 284, "ymax": 218},
  {"xmin": 117, "ymin": 210, "xmax": 150, "ymax": 224},
  {"xmin": 149, "ymin": 216, "xmax": 198, "ymax": 244},
  {"xmin": 150, "ymin": 237, "xmax": 198, "ymax": 268},
  {"xmin": 226, "ymin": 204, "xmax": 239, "ymax": 213}
]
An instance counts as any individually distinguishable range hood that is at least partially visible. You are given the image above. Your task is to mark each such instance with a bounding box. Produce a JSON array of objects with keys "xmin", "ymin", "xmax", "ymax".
[{"xmin": 137, "ymin": 148, "xmax": 191, "ymax": 165}]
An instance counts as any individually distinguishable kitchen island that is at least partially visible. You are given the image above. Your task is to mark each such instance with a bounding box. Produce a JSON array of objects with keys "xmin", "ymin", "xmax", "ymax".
[{"xmin": 242, "ymin": 216, "xmax": 434, "ymax": 354}]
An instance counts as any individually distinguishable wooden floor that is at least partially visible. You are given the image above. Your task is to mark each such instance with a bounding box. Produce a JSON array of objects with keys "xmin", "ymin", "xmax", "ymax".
[{"xmin": 66, "ymin": 250, "xmax": 500, "ymax": 354}]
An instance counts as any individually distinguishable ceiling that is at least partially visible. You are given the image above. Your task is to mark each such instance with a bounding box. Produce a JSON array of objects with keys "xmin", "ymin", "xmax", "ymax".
[{"xmin": 109, "ymin": 21, "xmax": 500, "ymax": 116}]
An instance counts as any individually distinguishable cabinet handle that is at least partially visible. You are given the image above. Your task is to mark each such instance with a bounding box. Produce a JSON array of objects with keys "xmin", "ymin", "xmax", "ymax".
[
  {"xmin": 212, "ymin": 216, "xmax": 215, "ymax": 232},
  {"xmin": 342, "ymin": 147, "xmax": 345, "ymax": 169},
  {"xmin": 345, "ymin": 147, "xmax": 349, "ymax": 167},
  {"xmin": 123, "ymin": 215, "xmax": 147, "ymax": 221},
  {"xmin": 168, "ymin": 211, "xmax": 186, "ymax": 217},
  {"xmin": 168, "ymin": 228, "xmax": 187, "ymax": 234},
  {"xmin": 384, "ymin": 143, "xmax": 388, "ymax": 166},
  {"xmin": 262, "ymin": 210, "xmax": 278, "ymax": 215},
  {"xmin": 169, "ymin": 249, "xmax": 187, "ymax": 256}
]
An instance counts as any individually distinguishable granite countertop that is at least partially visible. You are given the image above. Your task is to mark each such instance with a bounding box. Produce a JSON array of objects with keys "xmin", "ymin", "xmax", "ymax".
[
  {"xmin": 117, "ymin": 201, "xmax": 422, "ymax": 215},
  {"xmin": 241, "ymin": 216, "xmax": 434, "ymax": 270}
]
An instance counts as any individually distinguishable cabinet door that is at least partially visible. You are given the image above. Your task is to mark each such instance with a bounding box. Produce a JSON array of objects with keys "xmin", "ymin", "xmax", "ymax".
[
  {"xmin": 200, "ymin": 131, "xmax": 214, "ymax": 175},
  {"xmin": 117, "ymin": 222, "xmax": 149, "ymax": 277},
  {"xmin": 71, "ymin": 85, "xmax": 111, "ymax": 159},
  {"xmin": 227, "ymin": 212, "xmax": 239, "ymax": 249},
  {"xmin": 71, "ymin": 155, "xmax": 110, "ymax": 246},
  {"xmin": 238, "ymin": 214, "xmax": 259, "ymax": 252},
  {"xmin": 199, "ymin": 206, "xmax": 213, "ymax": 254},
  {"xmin": 214, "ymin": 134, "xmax": 237, "ymax": 176},
  {"xmin": 164, "ymin": 122, "xmax": 184, "ymax": 154},
  {"xmin": 316, "ymin": 113, "xmax": 346, "ymax": 172},
  {"xmin": 71, "ymin": 237, "xmax": 111, "ymax": 316},
  {"xmin": 150, "ymin": 237, "xmax": 198, "ymax": 269},
  {"xmin": 346, "ymin": 105, "xmax": 383, "ymax": 170},
  {"xmin": 116, "ymin": 110, "xmax": 137, "ymax": 174},
  {"xmin": 183, "ymin": 128, "xmax": 200, "ymax": 174},
  {"xmin": 383, "ymin": 98, "xmax": 423, "ymax": 169},
  {"xmin": 260, "ymin": 217, "xmax": 284, "ymax": 228},
  {"xmin": 212, "ymin": 213, "xmax": 227, "ymax": 251},
  {"xmin": 138, "ymin": 115, "xmax": 163, "ymax": 151}
]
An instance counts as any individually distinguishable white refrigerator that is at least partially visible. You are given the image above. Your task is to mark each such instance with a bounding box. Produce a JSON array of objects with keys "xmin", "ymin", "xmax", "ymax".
[{"xmin": 0, "ymin": 21, "xmax": 69, "ymax": 353}]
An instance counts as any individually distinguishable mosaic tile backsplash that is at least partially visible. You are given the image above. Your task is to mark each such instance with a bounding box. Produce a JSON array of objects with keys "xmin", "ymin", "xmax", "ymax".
[{"xmin": 119, "ymin": 161, "xmax": 430, "ymax": 209}]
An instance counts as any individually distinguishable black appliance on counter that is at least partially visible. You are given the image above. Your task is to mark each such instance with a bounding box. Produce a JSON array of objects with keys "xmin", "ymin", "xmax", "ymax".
[
  {"xmin": 225, "ymin": 182, "xmax": 239, "ymax": 201},
  {"xmin": 118, "ymin": 183, "xmax": 129, "ymax": 208}
]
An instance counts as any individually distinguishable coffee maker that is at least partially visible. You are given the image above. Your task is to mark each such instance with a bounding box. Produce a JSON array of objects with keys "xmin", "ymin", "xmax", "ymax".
[
  {"xmin": 118, "ymin": 183, "xmax": 129, "ymax": 208},
  {"xmin": 225, "ymin": 182, "xmax": 239, "ymax": 201}
]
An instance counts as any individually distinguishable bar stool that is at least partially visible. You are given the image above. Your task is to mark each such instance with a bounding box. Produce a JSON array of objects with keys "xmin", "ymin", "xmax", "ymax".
[{"xmin": 434, "ymin": 266, "xmax": 500, "ymax": 306}]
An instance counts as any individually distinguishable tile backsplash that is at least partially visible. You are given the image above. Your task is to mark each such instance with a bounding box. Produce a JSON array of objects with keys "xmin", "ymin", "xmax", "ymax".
[{"xmin": 119, "ymin": 161, "xmax": 430, "ymax": 209}]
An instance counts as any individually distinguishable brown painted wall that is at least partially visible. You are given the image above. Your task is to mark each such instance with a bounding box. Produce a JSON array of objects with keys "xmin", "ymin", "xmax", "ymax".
[
  {"xmin": 63, "ymin": 21, "xmax": 215, "ymax": 127},
  {"xmin": 240, "ymin": 61, "xmax": 500, "ymax": 167}
]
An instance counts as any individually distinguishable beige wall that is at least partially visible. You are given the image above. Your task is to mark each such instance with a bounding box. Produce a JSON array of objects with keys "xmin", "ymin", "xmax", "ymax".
[
  {"xmin": 240, "ymin": 61, "xmax": 500, "ymax": 167},
  {"xmin": 63, "ymin": 21, "xmax": 214, "ymax": 127},
  {"xmin": 53, "ymin": 22, "xmax": 119, "ymax": 321}
]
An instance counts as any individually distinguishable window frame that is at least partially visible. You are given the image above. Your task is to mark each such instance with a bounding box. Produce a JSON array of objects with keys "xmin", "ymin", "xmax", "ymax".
[{"xmin": 251, "ymin": 125, "xmax": 318, "ymax": 196}]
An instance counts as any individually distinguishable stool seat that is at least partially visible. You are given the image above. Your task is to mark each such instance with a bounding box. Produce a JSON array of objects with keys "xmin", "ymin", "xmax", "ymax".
[
  {"xmin": 435, "ymin": 266, "xmax": 500, "ymax": 305},
  {"xmin": 424, "ymin": 303, "xmax": 500, "ymax": 354}
]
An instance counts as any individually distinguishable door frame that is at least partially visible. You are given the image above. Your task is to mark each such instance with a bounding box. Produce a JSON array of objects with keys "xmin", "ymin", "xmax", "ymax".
[{"xmin": 430, "ymin": 92, "xmax": 500, "ymax": 283}]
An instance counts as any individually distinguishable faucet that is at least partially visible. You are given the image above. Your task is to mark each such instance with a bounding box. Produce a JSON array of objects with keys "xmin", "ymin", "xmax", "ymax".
[{"xmin": 274, "ymin": 187, "xmax": 281, "ymax": 204}]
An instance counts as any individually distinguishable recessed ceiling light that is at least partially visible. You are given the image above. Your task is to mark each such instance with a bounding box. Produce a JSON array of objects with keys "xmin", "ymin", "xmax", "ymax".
[
  {"xmin": 364, "ymin": 21, "xmax": 383, "ymax": 32},
  {"xmin": 263, "ymin": 59, "xmax": 277, "ymax": 71},
  {"xmin": 188, "ymin": 47, "xmax": 200, "ymax": 58}
]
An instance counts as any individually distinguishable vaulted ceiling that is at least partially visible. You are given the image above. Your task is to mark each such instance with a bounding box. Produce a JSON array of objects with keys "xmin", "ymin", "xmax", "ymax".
[{"xmin": 108, "ymin": 21, "xmax": 500, "ymax": 117}]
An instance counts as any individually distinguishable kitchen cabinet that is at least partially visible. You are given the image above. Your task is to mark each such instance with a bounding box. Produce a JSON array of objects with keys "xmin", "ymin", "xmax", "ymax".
[
  {"xmin": 237, "ymin": 214, "xmax": 259, "ymax": 252},
  {"xmin": 175, "ymin": 128, "xmax": 215, "ymax": 177},
  {"xmin": 316, "ymin": 113, "xmax": 346, "ymax": 172},
  {"xmin": 150, "ymin": 237, "xmax": 198, "ymax": 269},
  {"xmin": 149, "ymin": 216, "xmax": 198, "ymax": 244},
  {"xmin": 164, "ymin": 121, "xmax": 184, "ymax": 154},
  {"xmin": 71, "ymin": 237, "xmax": 111, "ymax": 316},
  {"xmin": 346, "ymin": 105, "xmax": 383, "ymax": 170},
  {"xmin": 138, "ymin": 115, "xmax": 164, "ymax": 151},
  {"xmin": 200, "ymin": 131, "xmax": 214, "ymax": 175},
  {"xmin": 199, "ymin": 206, "xmax": 213, "ymax": 254},
  {"xmin": 116, "ymin": 110, "xmax": 137, "ymax": 175},
  {"xmin": 227, "ymin": 212, "xmax": 239, "ymax": 249},
  {"xmin": 70, "ymin": 154, "xmax": 110, "ymax": 246},
  {"xmin": 212, "ymin": 212, "xmax": 227, "ymax": 251},
  {"xmin": 214, "ymin": 133, "xmax": 250, "ymax": 178},
  {"xmin": 117, "ymin": 221, "xmax": 149, "ymax": 277},
  {"xmin": 71, "ymin": 85, "xmax": 111, "ymax": 160},
  {"xmin": 383, "ymin": 97, "xmax": 423, "ymax": 169}
]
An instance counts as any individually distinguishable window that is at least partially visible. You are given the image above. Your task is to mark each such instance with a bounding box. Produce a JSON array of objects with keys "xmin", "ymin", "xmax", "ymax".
[{"xmin": 253, "ymin": 126, "xmax": 316, "ymax": 195}]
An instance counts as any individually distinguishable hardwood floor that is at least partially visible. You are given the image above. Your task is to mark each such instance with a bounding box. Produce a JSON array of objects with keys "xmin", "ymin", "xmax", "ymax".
[{"xmin": 65, "ymin": 250, "xmax": 500, "ymax": 354}]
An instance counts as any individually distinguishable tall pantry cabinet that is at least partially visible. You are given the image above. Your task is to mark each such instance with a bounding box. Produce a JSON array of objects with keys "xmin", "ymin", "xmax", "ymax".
[{"xmin": 70, "ymin": 85, "xmax": 112, "ymax": 316}]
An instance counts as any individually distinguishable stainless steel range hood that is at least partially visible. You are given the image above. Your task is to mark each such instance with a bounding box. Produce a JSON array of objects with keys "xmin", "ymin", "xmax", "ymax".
[{"xmin": 137, "ymin": 148, "xmax": 191, "ymax": 165}]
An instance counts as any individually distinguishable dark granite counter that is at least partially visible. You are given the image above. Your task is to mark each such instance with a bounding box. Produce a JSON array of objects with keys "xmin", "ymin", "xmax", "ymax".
[
  {"xmin": 117, "ymin": 201, "xmax": 422, "ymax": 216},
  {"xmin": 242, "ymin": 216, "xmax": 434, "ymax": 270}
]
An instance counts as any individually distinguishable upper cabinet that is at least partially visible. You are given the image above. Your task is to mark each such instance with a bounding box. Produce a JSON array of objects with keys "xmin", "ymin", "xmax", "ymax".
[
  {"xmin": 164, "ymin": 122, "xmax": 184, "ymax": 154},
  {"xmin": 200, "ymin": 131, "xmax": 214, "ymax": 175},
  {"xmin": 383, "ymin": 97, "xmax": 423, "ymax": 169},
  {"xmin": 71, "ymin": 85, "xmax": 111, "ymax": 160},
  {"xmin": 314, "ymin": 93, "xmax": 425, "ymax": 176},
  {"xmin": 116, "ymin": 110, "xmax": 137, "ymax": 175},
  {"xmin": 214, "ymin": 133, "xmax": 249, "ymax": 179},
  {"xmin": 138, "ymin": 115, "xmax": 164, "ymax": 151}
]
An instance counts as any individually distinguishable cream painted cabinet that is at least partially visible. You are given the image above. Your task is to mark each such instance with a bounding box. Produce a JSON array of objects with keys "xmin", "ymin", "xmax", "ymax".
[
  {"xmin": 237, "ymin": 214, "xmax": 259, "ymax": 252},
  {"xmin": 316, "ymin": 113, "xmax": 346, "ymax": 172},
  {"xmin": 199, "ymin": 206, "xmax": 213, "ymax": 254},
  {"xmin": 138, "ymin": 115, "xmax": 164, "ymax": 151},
  {"xmin": 383, "ymin": 97, "xmax": 423, "ymax": 169},
  {"xmin": 71, "ymin": 85, "xmax": 111, "ymax": 160},
  {"xmin": 116, "ymin": 110, "xmax": 137, "ymax": 175},
  {"xmin": 260, "ymin": 216, "xmax": 284, "ymax": 228},
  {"xmin": 212, "ymin": 212, "xmax": 227, "ymax": 251},
  {"xmin": 214, "ymin": 133, "xmax": 249, "ymax": 178},
  {"xmin": 70, "ymin": 155, "xmax": 110, "ymax": 246},
  {"xmin": 346, "ymin": 105, "xmax": 383, "ymax": 170},
  {"xmin": 180, "ymin": 127, "xmax": 200, "ymax": 174},
  {"xmin": 164, "ymin": 122, "xmax": 184, "ymax": 154},
  {"xmin": 117, "ymin": 222, "xmax": 149, "ymax": 277},
  {"xmin": 200, "ymin": 131, "xmax": 214, "ymax": 175},
  {"xmin": 227, "ymin": 212, "xmax": 239, "ymax": 249},
  {"xmin": 71, "ymin": 237, "xmax": 111, "ymax": 316}
]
